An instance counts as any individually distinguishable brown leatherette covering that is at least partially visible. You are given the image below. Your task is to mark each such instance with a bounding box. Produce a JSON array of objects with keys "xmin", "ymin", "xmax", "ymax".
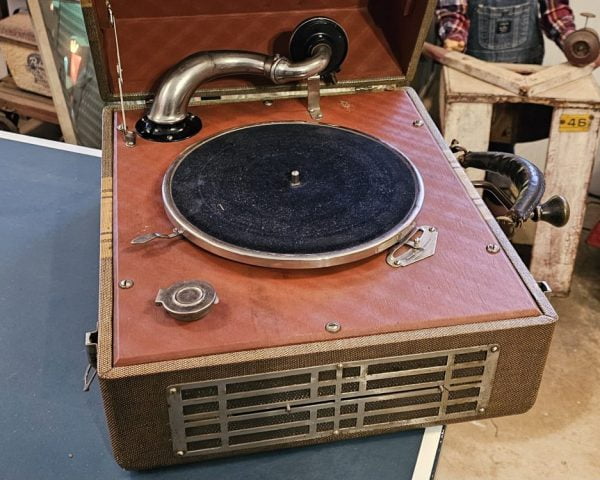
[
  {"xmin": 112, "ymin": 91, "xmax": 541, "ymax": 367},
  {"xmin": 85, "ymin": 0, "xmax": 434, "ymax": 97}
]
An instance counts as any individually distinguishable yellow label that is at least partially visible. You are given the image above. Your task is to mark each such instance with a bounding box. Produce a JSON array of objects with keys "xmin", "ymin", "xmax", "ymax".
[{"xmin": 559, "ymin": 114, "xmax": 593, "ymax": 132}]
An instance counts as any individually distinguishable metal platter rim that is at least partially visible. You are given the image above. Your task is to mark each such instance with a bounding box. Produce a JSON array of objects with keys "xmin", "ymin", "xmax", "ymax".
[{"xmin": 162, "ymin": 121, "xmax": 425, "ymax": 269}]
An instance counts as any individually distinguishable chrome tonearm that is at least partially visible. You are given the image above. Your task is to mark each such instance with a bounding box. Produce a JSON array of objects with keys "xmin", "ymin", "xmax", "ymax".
[{"xmin": 136, "ymin": 17, "xmax": 348, "ymax": 142}]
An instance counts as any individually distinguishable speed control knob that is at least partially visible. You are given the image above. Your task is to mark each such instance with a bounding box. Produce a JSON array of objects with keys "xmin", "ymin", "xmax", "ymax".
[{"xmin": 155, "ymin": 280, "xmax": 218, "ymax": 322}]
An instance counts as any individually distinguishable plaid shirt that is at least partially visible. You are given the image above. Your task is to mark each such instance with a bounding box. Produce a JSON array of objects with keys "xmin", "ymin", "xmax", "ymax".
[{"xmin": 436, "ymin": 0, "xmax": 576, "ymax": 47}]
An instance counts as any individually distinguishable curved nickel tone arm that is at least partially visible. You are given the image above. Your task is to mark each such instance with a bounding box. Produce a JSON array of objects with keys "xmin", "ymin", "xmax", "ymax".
[
  {"xmin": 451, "ymin": 142, "xmax": 570, "ymax": 238},
  {"xmin": 136, "ymin": 17, "xmax": 348, "ymax": 142}
]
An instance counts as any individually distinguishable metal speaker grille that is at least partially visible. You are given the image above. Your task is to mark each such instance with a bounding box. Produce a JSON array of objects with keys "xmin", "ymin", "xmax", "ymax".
[{"xmin": 167, "ymin": 345, "xmax": 499, "ymax": 457}]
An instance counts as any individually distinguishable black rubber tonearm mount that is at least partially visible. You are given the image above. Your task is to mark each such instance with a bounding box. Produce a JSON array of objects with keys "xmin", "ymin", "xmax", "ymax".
[
  {"xmin": 135, "ymin": 114, "xmax": 202, "ymax": 143},
  {"xmin": 289, "ymin": 17, "xmax": 349, "ymax": 79}
]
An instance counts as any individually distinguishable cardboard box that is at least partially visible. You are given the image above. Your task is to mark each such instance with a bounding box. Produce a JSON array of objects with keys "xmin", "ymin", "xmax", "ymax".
[{"xmin": 0, "ymin": 12, "xmax": 51, "ymax": 97}]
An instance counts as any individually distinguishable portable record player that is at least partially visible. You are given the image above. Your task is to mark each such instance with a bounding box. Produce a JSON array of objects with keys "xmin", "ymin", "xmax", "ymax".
[{"xmin": 82, "ymin": 0, "xmax": 569, "ymax": 470}]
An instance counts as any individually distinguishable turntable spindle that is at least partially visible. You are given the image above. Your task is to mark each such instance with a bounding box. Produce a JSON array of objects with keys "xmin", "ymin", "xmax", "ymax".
[{"xmin": 290, "ymin": 170, "xmax": 301, "ymax": 186}]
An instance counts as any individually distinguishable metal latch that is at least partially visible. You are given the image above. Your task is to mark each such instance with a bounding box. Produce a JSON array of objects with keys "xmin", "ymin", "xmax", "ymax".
[
  {"xmin": 537, "ymin": 281, "xmax": 552, "ymax": 296},
  {"xmin": 386, "ymin": 226, "xmax": 438, "ymax": 268},
  {"xmin": 83, "ymin": 330, "xmax": 98, "ymax": 391}
]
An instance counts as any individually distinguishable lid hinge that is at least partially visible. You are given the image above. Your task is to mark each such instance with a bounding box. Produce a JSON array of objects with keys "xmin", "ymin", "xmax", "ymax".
[{"xmin": 106, "ymin": 1, "xmax": 136, "ymax": 147}]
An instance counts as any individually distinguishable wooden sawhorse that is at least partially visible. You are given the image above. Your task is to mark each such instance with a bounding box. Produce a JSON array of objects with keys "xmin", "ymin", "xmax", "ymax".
[{"xmin": 441, "ymin": 65, "xmax": 600, "ymax": 295}]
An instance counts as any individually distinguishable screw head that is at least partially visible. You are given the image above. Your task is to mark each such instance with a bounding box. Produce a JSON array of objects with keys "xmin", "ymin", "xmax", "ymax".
[
  {"xmin": 166, "ymin": 135, "xmax": 174, "ymax": 141},
  {"xmin": 169, "ymin": 387, "xmax": 178, "ymax": 395},
  {"xmin": 325, "ymin": 322, "xmax": 341, "ymax": 333},
  {"xmin": 413, "ymin": 120, "xmax": 424, "ymax": 127},
  {"xmin": 491, "ymin": 346, "xmax": 499, "ymax": 353},
  {"xmin": 486, "ymin": 244, "xmax": 500, "ymax": 254},
  {"xmin": 263, "ymin": 100, "xmax": 274, "ymax": 107},
  {"xmin": 337, "ymin": 363, "xmax": 344, "ymax": 369},
  {"xmin": 176, "ymin": 450, "xmax": 185, "ymax": 457},
  {"xmin": 478, "ymin": 407, "xmax": 486, "ymax": 414},
  {"xmin": 119, "ymin": 279, "xmax": 134, "ymax": 289},
  {"xmin": 333, "ymin": 430, "xmax": 340, "ymax": 436},
  {"xmin": 429, "ymin": 226, "xmax": 437, "ymax": 232}
]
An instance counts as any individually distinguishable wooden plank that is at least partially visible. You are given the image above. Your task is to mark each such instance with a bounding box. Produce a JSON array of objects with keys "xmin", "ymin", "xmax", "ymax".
[
  {"xmin": 444, "ymin": 67, "xmax": 516, "ymax": 98},
  {"xmin": 524, "ymin": 63, "xmax": 596, "ymax": 97},
  {"xmin": 0, "ymin": 77, "xmax": 58, "ymax": 124},
  {"xmin": 494, "ymin": 63, "xmax": 544, "ymax": 74},
  {"xmin": 530, "ymin": 107, "xmax": 600, "ymax": 295},
  {"xmin": 425, "ymin": 43, "xmax": 599, "ymax": 99},
  {"xmin": 423, "ymin": 43, "xmax": 525, "ymax": 95},
  {"xmin": 443, "ymin": 67, "xmax": 600, "ymax": 108},
  {"xmin": 27, "ymin": 2, "xmax": 77, "ymax": 144},
  {"xmin": 442, "ymin": 98, "xmax": 492, "ymax": 182}
]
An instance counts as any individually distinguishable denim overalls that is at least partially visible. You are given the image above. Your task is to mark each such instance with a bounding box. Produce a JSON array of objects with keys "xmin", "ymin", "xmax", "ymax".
[{"xmin": 466, "ymin": 0, "xmax": 545, "ymax": 64}]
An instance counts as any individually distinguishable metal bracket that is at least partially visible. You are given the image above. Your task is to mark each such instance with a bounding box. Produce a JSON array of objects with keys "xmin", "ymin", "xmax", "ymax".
[
  {"xmin": 83, "ymin": 330, "xmax": 98, "ymax": 391},
  {"xmin": 107, "ymin": 1, "xmax": 136, "ymax": 147},
  {"xmin": 537, "ymin": 281, "xmax": 552, "ymax": 296},
  {"xmin": 307, "ymin": 75, "xmax": 323, "ymax": 120},
  {"xmin": 131, "ymin": 228, "xmax": 183, "ymax": 245},
  {"xmin": 386, "ymin": 226, "xmax": 438, "ymax": 268}
]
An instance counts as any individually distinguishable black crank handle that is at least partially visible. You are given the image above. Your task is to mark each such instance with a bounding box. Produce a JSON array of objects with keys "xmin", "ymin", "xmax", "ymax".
[
  {"xmin": 460, "ymin": 151, "xmax": 545, "ymax": 224},
  {"xmin": 449, "ymin": 145, "xmax": 570, "ymax": 237}
]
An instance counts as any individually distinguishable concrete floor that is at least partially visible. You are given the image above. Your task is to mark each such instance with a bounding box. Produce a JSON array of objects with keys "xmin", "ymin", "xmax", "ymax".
[{"xmin": 437, "ymin": 202, "xmax": 600, "ymax": 479}]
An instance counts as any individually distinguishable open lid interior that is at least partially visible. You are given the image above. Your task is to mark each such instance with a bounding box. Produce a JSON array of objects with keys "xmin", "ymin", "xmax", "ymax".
[{"xmin": 82, "ymin": 0, "xmax": 435, "ymax": 102}]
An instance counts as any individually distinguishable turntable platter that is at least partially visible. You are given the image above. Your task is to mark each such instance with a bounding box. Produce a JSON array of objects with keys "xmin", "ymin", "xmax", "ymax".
[{"xmin": 163, "ymin": 122, "xmax": 423, "ymax": 268}]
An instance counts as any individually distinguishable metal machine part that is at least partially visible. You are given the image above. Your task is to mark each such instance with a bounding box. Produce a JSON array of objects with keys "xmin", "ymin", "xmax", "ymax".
[
  {"xmin": 288, "ymin": 16, "xmax": 348, "ymax": 81},
  {"xmin": 307, "ymin": 75, "xmax": 324, "ymax": 120},
  {"xmin": 107, "ymin": 1, "xmax": 137, "ymax": 146},
  {"xmin": 166, "ymin": 345, "xmax": 499, "ymax": 458},
  {"xmin": 131, "ymin": 228, "xmax": 183, "ymax": 245},
  {"xmin": 136, "ymin": 17, "xmax": 349, "ymax": 142},
  {"xmin": 386, "ymin": 226, "xmax": 438, "ymax": 268},
  {"xmin": 155, "ymin": 280, "xmax": 218, "ymax": 322},
  {"xmin": 563, "ymin": 13, "xmax": 600, "ymax": 67},
  {"xmin": 537, "ymin": 281, "xmax": 552, "ymax": 295},
  {"xmin": 451, "ymin": 142, "xmax": 570, "ymax": 238},
  {"xmin": 83, "ymin": 330, "xmax": 98, "ymax": 391}
]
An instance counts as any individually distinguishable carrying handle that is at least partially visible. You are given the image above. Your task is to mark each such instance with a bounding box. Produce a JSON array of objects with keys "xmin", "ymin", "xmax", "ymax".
[{"xmin": 451, "ymin": 143, "xmax": 569, "ymax": 237}]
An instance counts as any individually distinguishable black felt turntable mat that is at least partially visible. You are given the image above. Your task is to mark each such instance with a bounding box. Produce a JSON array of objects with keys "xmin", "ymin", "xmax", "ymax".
[{"xmin": 169, "ymin": 123, "xmax": 420, "ymax": 254}]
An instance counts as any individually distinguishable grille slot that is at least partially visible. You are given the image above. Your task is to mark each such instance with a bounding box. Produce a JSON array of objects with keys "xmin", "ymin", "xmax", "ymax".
[{"xmin": 167, "ymin": 345, "xmax": 499, "ymax": 457}]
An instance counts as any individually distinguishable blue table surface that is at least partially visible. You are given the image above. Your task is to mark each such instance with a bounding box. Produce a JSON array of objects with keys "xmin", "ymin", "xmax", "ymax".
[{"xmin": 0, "ymin": 137, "xmax": 426, "ymax": 479}]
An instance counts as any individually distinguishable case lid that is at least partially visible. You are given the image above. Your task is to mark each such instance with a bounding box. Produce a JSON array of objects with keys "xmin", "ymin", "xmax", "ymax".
[{"xmin": 81, "ymin": 0, "xmax": 435, "ymax": 103}]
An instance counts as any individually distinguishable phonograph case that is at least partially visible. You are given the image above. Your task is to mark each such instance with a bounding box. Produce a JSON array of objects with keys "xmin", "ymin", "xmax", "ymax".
[{"xmin": 82, "ymin": 0, "xmax": 557, "ymax": 470}]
